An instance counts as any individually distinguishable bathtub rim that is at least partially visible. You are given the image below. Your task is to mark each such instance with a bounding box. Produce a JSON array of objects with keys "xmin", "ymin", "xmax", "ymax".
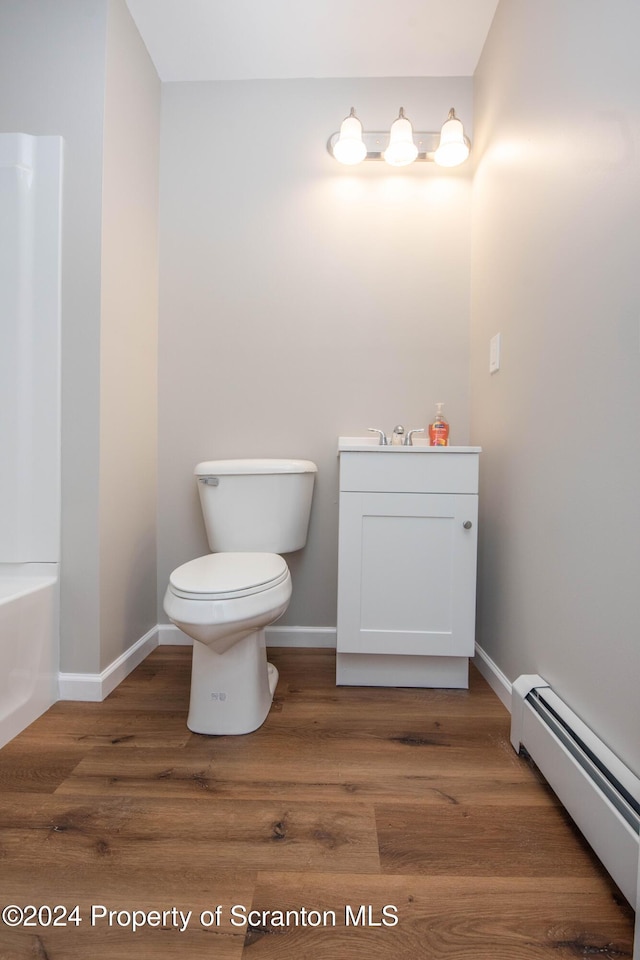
[{"xmin": 0, "ymin": 575, "xmax": 57, "ymax": 605}]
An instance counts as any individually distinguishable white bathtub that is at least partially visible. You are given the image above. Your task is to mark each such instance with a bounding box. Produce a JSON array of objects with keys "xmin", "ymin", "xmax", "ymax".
[
  {"xmin": 0, "ymin": 133, "xmax": 63, "ymax": 747},
  {"xmin": 0, "ymin": 567, "xmax": 59, "ymax": 748}
]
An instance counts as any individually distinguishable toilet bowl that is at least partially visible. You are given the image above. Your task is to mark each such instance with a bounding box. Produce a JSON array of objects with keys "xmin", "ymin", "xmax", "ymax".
[
  {"xmin": 164, "ymin": 552, "xmax": 292, "ymax": 734},
  {"xmin": 163, "ymin": 459, "xmax": 316, "ymax": 736}
]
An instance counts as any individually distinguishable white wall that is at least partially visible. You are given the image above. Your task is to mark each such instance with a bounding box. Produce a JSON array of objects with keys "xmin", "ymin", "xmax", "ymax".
[
  {"xmin": 471, "ymin": 0, "xmax": 640, "ymax": 775},
  {"xmin": 0, "ymin": 0, "xmax": 160, "ymax": 674},
  {"xmin": 158, "ymin": 78, "xmax": 473, "ymax": 627},
  {"xmin": 0, "ymin": 0, "xmax": 106, "ymax": 672},
  {"xmin": 100, "ymin": 0, "xmax": 160, "ymax": 670}
]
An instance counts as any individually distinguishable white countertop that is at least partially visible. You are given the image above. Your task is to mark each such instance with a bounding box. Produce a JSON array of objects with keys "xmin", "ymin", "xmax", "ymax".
[{"xmin": 338, "ymin": 437, "xmax": 482, "ymax": 453}]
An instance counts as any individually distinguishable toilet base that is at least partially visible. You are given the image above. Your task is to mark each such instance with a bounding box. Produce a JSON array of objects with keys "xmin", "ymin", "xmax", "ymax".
[{"xmin": 187, "ymin": 629, "xmax": 279, "ymax": 735}]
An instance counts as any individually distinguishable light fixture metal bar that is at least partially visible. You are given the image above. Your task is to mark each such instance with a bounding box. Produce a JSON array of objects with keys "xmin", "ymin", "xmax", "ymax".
[{"xmin": 327, "ymin": 130, "xmax": 440, "ymax": 162}]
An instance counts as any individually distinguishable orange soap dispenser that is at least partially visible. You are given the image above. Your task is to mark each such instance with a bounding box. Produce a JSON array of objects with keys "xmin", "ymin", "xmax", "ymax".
[{"xmin": 429, "ymin": 403, "xmax": 450, "ymax": 446}]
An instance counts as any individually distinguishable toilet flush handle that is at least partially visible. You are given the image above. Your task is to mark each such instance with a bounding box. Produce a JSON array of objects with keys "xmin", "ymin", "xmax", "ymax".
[{"xmin": 199, "ymin": 477, "xmax": 219, "ymax": 486}]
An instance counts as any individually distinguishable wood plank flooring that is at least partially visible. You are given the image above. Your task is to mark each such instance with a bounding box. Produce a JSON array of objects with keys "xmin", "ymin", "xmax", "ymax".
[{"xmin": 0, "ymin": 647, "xmax": 634, "ymax": 959}]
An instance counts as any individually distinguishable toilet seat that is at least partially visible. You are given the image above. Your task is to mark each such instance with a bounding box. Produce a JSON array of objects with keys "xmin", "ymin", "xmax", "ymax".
[{"xmin": 168, "ymin": 552, "xmax": 289, "ymax": 601}]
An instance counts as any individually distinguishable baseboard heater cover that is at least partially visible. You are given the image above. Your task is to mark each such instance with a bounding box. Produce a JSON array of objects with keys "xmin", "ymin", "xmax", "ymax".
[{"xmin": 510, "ymin": 674, "xmax": 640, "ymax": 906}]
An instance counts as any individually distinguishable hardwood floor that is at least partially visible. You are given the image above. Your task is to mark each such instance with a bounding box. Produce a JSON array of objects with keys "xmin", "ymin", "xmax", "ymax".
[{"xmin": 0, "ymin": 647, "xmax": 634, "ymax": 959}]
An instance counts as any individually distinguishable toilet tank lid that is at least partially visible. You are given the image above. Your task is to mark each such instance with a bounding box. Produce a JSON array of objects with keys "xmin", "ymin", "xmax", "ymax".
[{"xmin": 195, "ymin": 458, "xmax": 317, "ymax": 476}]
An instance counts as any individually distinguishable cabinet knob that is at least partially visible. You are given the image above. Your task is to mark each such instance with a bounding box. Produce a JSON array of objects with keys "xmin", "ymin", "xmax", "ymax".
[{"xmin": 463, "ymin": 521, "xmax": 473, "ymax": 529}]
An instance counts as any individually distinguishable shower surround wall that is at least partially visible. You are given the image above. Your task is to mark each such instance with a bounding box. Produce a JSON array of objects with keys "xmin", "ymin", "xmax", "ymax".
[{"xmin": 0, "ymin": 132, "xmax": 62, "ymax": 747}]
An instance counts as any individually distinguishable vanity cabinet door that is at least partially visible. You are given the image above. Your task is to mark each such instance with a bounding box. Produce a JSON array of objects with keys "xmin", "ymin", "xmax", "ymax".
[{"xmin": 336, "ymin": 491, "xmax": 478, "ymax": 657}]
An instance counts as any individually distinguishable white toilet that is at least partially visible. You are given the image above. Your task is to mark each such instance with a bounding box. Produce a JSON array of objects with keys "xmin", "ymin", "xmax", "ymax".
[{"xmin": 163, "ymin": 458, "xmax": 317, "ymax": 735}]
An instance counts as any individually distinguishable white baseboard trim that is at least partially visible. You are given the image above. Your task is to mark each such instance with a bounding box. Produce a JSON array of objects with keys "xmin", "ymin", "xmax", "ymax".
[
  {"xmin": 58, "ymin": 626, "xmax": 159, "ymax": 702},
  {"xmin": 473, "ymin": 643, "xmax": 512, "ymax": 712},
  {"xmin": 266, "ymin": 625, "xmax": 337, "ymax": 648},
  {"xmin": 158, "ymin": 623, "xmax": 337, "ymax": 649},
  {"xmin": 57, "ymin": 626, "xmax": 509, "ymax": 706},
  {"xmin": 158, "ymin": 623, "xmax": 193, "ymax": 645}
]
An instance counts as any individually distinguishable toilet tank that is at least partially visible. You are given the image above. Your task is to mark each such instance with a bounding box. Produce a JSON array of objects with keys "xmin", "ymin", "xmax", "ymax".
[{"xmin": 194, "ymin": 459, "xmax": 317, "ymax": 553}]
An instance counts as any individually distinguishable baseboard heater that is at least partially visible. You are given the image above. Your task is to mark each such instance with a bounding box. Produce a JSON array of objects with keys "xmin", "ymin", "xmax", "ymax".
[{"xmin": 510, "ymin": 675, "xmax": 640, "ymax": 906}]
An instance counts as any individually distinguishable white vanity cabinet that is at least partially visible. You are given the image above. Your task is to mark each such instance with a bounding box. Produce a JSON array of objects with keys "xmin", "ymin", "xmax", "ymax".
[{"xmin": 336, "ymin": 441, "xmax": 481, "ymax": 688}]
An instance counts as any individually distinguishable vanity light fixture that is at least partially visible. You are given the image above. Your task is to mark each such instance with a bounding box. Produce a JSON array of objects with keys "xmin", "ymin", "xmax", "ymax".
[
  {"xmin": 433, "ymin": 108, "xmax": 470, "ymax": 167},
  {"xmin": 383, "ymin": 108, "xmax": 419, "ymax": 167},
  {"xmin": 328, "ymin": 106, "xmax": 471, "ymax": 168},
  {"xmin": 331, "ymin": 107, "xmax": 368, "ymax": 165}
]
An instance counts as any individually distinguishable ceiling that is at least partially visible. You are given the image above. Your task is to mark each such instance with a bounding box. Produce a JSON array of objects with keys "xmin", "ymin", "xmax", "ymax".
[{"xmin": 124, "ymin": 0, "xmax": 500, "ymax": 82}]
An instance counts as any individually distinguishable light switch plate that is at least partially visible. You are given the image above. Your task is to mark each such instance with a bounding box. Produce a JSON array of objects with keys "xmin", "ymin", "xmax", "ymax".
[{"xmin": 489, "ymin": 333, "xmax": 501, "ymax": 374}]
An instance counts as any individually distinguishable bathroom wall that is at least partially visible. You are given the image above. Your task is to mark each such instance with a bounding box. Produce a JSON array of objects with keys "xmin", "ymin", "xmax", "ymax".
[
  {"xmin": 471, "ymin": 0, "xmax": 640, "ymax": 774},
  {"xmin": 99, "ymin": 0, "xmax": 160, "ymax": 670},
  {"xmin": 0, "ymin": 0, "xmax": 106, "ymax": 673},
  {"xmin": 157, "ymin": 77, "xmax": 473, "ymax": 628},
  {"xmin": 0, "ymin": 0, "xmax": 160, "ymax": 675}
]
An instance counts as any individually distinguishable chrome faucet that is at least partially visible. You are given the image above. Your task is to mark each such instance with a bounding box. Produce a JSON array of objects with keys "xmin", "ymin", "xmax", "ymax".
[
  {"xmin": 404, "ymin": 428, "xmax": 425, "ymax": 446},
  {"xmin": 368, "ymin": 426, "xmax": 425, "ymax": 446},
  {"xmin": 391, "ymin": 424, "xmax": 405, "ymax": 445},
  {"xmin": 367, "ymin": 427, "xmax": 389, "ymax": 445}
]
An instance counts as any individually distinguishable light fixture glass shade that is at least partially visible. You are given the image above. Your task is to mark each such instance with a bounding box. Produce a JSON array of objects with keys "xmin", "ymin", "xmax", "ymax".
[
  {"xmin": 434, "ymin": 108, "xmax": 470, "ymax": 167},
  {"xmin": 383, "ymin": 108, "xmax": 418, "ymax": 167},
  {"xmin": 332, "ymin": 108, "xmax": 367, "ymax": 165}
]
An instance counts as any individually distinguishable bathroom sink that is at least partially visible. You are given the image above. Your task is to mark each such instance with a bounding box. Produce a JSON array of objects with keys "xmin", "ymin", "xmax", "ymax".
[{"xmin": 338, "ymin": 437, "xmax": 480, "ymax": 453}]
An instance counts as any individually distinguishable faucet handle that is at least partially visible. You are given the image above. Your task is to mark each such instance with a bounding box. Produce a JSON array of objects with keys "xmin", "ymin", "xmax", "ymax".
[
  {"xmin": 367, "ymin": 427, "xmax": 389, "ymax": 446},
  {"xmin": 404, "ymin": 428, "xmax": 425, "ymax": 446}
]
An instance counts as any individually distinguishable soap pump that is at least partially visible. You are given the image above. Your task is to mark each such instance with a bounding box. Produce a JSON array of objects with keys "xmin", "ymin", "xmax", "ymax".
[{"xmin": 429, "ymin": 403, "xmax": 450, "ymax": 446}]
